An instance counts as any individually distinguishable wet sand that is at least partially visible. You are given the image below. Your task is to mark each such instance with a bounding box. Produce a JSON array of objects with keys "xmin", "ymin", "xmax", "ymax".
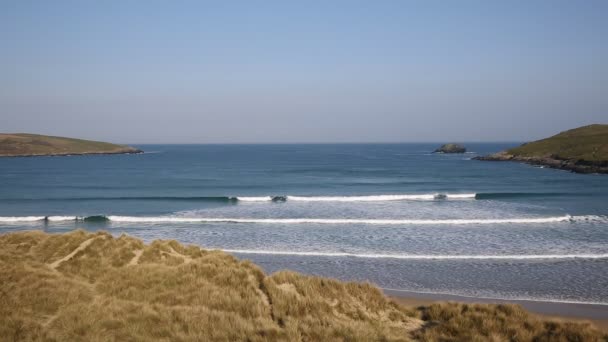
[{"xmin": 385, "ymin": 289, "xmax": 608, "ymax": 332}]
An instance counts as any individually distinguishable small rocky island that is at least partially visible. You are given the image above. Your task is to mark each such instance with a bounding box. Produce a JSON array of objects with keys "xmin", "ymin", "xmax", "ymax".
[
  {"xmin": 474, "ymin": 124, "xmax": 608, "ymax": 174},
  {"xmin": 434, "ymin": 143, "xmax": 466, "ymax": 153},
  {"xmin": 0, "ymin": 133, "xmax": 142, "ymax": 157}
]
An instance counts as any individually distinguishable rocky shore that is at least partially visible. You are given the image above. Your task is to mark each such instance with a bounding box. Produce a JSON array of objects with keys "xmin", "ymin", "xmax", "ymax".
[
  {"xmin": 474, "ymin": 151, "xmax": 608, "ymax": 174},
  {"xmin": 474, "ymin": 124, "xmax": 607, "ymax": 174},
  {"xmin": 2, "ymin": 147, "xmax": 143, "ymax": 158}
]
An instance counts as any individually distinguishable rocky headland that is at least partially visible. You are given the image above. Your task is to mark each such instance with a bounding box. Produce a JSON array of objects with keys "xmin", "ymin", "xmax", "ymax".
[
  {"xmin": 0, "ymin": 133, "xmax": 142, "ymax": 157},
  {"xmin": 474, "ymin": 124, "xmax": 608, "ymax": 174}
]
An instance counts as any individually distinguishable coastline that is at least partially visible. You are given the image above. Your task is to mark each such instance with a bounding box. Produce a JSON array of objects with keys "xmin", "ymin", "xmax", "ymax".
[
  {"xmin": 385, "ymin": 289, "xmax": 608, "ymax": 331},
  {"xmin": 474, "ymin": 152, "xmax": 608, "ymax": 174},
  {"xmin": 0, "ymin": 149, "xmax": 143, "ymax": 158},
  {"xmin": 0, "ymin": 133, "xmax": 144, "ymax": 157}
]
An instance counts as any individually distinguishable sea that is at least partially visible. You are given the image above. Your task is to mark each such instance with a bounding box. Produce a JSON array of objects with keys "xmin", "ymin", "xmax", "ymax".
[{"xmin": 1, "ymin": 143, "xmax": 607, "ymax": 305}]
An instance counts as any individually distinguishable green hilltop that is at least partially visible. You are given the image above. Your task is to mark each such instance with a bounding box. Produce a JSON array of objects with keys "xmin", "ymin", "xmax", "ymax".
[
  {"xmin": 475, "ymin": 124, "xmax": 608, "ymax": 173},
  {"xmin": 508, "ymin": 124, "xmax": 608, "ymax": 162},
  {"xmin": 0, "ymin": 133, "xmax": 141, "ymax": 157}
]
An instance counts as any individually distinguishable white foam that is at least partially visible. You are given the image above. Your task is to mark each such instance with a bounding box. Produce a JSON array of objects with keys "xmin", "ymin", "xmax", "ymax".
[
  {"xmin": 230, "ymin": 193, "xmax": 477, "ymax": 202},
  {"xmin": 47, "ymin": 216, "xmax": 79, "ymax": 221},
  {"xmin": 0, "ymin": 216, "xmax": 45, "ymax": 222},
  {"xmin": 0, "ymin": 216, "xmax": 81, "ymax": 222},
  {"xmin": 222, "ymin": 249, "xmax": 608, "ymax": 260},
  {"xmin": 287, "ymin": 194, "xmax": 435, "ymax": 201},
  {"xmin": 1, "ymin": 214, "xmax": 603, "ymax": 225},
  {"xmin": 286, "ymin": 193, "xmax": 476, "ymax": 202},
  {"xmin": 380, "ymin": 288, "xmax": 608, "ymax": 306},
  {"xmin": 446, "ymin": 193, "xmax": 476, "ymax": 199},
  {"xmin": 235, "ymin": 196, "xmax": 273, "ymax": 202},
  {"xmin": 105, "ymin": 215, "xmax": 574, "ymax": 224}
]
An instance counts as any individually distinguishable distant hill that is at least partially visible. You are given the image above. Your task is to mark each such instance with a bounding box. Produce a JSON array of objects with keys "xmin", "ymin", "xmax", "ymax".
[
  {"xmin": 507, "ymin": 124, "xmax": 608, "ymax": 161},
  {"xmin": 475, "ymin": 124, "xmax": 608, "ymax": 174},
  {"xmin": 0, "ymin": 133, "xmax": 142, "ymax": 157},
  {"xmin": 1, "ymin": 230, "xmax": 605, "ymax": 341}
]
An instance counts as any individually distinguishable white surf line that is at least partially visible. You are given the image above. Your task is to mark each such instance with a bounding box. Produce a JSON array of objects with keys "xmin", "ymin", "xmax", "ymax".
[
  {"xmin": 2, "ymin": 214, "xmax": 605, "ymax": 225},
  {"xmin": 47, "ymin": 216, "xmax": 81, "ymax": 221},
  {"xmin": 286, "ymin": 194, "xmax": 438, "ymax": 201},
  {"xmin": 444, "ymin": 193, "xmax": 477, "ymax": 199},
  {"xmin": 235, "ymin": 196, "xmax": 274, "ymax": 201},
  {"xmin": 0, "ymin": 216, "xmax": 46, "ymax": 222},
  {"xmin": 234, "ymin": 193, "xmax": 478, "ymax": 202},
  {"xmin": 380, "ymin": 288, "xmax": 608, "ymax": 306},
  {"xmin": 220, "ymin": 249, "xmax": 608, "ymax": 260},
  {"xmin": 105, "ymin": 215, "xmax": 573, "ymax": 224},
  {"xmin": 0, "ymin": 216, "xmax": 90, "ymax": 222}
]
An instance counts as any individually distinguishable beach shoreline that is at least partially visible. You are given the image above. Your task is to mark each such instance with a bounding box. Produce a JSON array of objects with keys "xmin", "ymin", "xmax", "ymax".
[{"xmin": 386, "ymin": 289, "xmax": 608, "ymax": 331}]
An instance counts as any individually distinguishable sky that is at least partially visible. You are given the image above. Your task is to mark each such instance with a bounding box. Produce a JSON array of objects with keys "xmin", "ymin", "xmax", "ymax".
[{"xmin": 1, "ymin": 1, "xmax": 606, "ymax": 143}]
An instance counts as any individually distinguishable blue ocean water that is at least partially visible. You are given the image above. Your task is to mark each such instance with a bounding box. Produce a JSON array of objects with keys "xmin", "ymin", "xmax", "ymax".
[{"xmin": 1, "ymin": 143, "xmax": 607, "ymax": 304}]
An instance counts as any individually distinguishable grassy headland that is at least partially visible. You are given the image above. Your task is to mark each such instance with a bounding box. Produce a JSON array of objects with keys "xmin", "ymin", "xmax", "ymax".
[
  {"xmin": 0, "ymin": 133, "xmax": 142, "ymax": 157},
  {"xmin": 1, "ymin": 230, "xmax": 606, "ymax": 341},
  {"xmin": 475, "ymin": 124, "xmax": 608, "ymax": 173}
]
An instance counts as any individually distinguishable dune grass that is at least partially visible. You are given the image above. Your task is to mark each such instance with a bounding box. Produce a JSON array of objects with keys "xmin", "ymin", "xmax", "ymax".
[
  {"xmin": 1, "ymin": 230, "xmax": 606, "ymax": 341},
  {"xmin": 0, "ymin": 230, "xmax": 418, "ymax": 341},
  {"xmin": 0, "ymin": 133, "xmax": 140, "ymax": 156},
  {"xmin": 414, "ymin": 302, "xmax": 606, "ymax": 342}
]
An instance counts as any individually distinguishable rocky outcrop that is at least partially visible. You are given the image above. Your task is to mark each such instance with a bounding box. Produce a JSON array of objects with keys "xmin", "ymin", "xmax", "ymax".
[
  {"xmin": 474, "ymin": 152, "xmax": 608, "ymax": 174},
  {"xmin": 434, "ymin": 144, "xmax": 466, "ymax": 154}
]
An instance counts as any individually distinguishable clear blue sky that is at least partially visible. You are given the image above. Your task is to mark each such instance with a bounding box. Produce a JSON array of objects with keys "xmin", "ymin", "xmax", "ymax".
[{"xmin": 1, "ymin": 1, "xmax": 606, "ymax": 143}]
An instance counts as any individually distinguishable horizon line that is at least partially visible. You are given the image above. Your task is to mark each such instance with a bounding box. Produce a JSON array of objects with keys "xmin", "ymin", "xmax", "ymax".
[{"xmin": 124, "ymin": 140, "xmax": 524, "ymax": 145}]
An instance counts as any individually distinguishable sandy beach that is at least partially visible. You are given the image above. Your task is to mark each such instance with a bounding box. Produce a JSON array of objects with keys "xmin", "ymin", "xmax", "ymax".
[{"xmin": 386, "ymin": 289, "xmax": 608, "ymax": 332}]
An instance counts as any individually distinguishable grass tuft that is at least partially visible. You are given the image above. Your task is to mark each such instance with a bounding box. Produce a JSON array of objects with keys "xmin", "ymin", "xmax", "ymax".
[{"xmin": 413, "ymin": 302, "xmax": 607, "ymax": 342}]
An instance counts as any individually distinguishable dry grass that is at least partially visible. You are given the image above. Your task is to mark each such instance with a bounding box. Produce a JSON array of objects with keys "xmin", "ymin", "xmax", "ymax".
[
  {"xmin": 0, "ymin": 230, "xmax": 418, "ymax": 341},
  {"xmin": 413, "ymin": 302, "xmax": 607, "ymax": 342},
  {"xmin": 1, "ymin": 230, "xmax": 606, "ymax": 341}
]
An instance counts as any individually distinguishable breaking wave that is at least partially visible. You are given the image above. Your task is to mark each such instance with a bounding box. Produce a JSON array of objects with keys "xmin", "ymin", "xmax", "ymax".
[
  {"xmin": 103, "ymin": 216, "xmax": 576, "ymax": 224},
  {"xmin": 0, "ymin": 192, "xmax": 583, "ymax": 203},
  {"xmin": 232, "ymin": 194, "xmax": 476, "ymax": 202},
  {"xmin": 221, "ymin": 194, "xmax": 478, "ymax": 202},
  {"xmin": 285, "ymin": 194, "xmax": 475, "ymax": 201},
  {"xmin": 221, "ymin": 250, "xmax": 608, "ymax": 260},
  {"xmin": 0, "ymin": 215, "xmax": 111, "ymax": 223},
  {"xmin": 0, "ymin": 216, "xmax": 46, "ymax": 222},
  {"xmin": 1, "ymin": 215, "xmax": 606, "ymax": 225},
  {"xmin": 234, "ymin": 196, "xmax": 275, "ymax": 202}
]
